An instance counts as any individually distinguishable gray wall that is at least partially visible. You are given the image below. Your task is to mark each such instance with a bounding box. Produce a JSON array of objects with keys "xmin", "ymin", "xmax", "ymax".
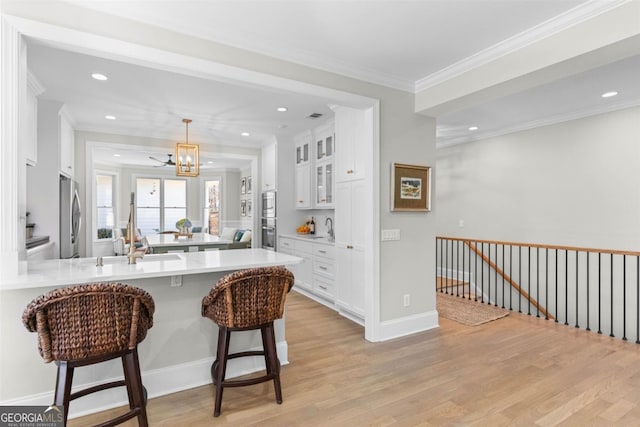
[{"xmin": 436, "ymin": 106, "xmax": 640, "ymax": 251}]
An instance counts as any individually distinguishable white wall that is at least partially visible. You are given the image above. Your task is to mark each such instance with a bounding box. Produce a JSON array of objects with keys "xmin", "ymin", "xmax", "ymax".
[{"xmin": 436, "ymin": 107, "xmax": 640, "ymax": 251}]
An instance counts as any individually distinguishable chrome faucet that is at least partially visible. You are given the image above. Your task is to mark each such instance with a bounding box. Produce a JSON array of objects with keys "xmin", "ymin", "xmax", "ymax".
[
  {"xmin": 325, "ymin": 217, "xmax": 334, "ymax": 241},
  {"xmin": 127, "ymin": 192, "xmax": 144, "ymax": 264}
]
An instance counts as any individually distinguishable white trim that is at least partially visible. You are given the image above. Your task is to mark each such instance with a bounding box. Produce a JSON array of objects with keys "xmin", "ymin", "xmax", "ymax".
[
  {"xmin": 378, "ymin": 310, "xmax": 439, "ymax": 342},
  {"xmin": 415, "ymin": 0, "xmax": 630, "ymax": 92},
  {"xmin": 437, "ymin": 100, "xmax": 640, "ymax": 148},
  {"xmin": 0, "ymin": 341, "xmax": 288, "ymax": 420}
]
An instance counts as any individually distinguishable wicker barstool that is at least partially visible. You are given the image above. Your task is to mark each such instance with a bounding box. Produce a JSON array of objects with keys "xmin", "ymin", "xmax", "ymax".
[
  {"xmin": 22, "ymin": 283, "xmax": 155, "ymax": 427},
  {"xmin": 201, "ymin": 266, "xmax": 294, "ymax": 417}
]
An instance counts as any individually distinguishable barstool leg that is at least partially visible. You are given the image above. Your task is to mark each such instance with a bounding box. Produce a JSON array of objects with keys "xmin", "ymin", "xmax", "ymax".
[
  {"xmin": 213, "ymin": 327, "xmax": 231, "ymax": 417},
  {"xmin": 54, "ymin": 361, "xmax": 74, "ymax": 425},
  {"xmin": 262, "ymin": 322, "xmax": 282, "ymax": 404},
  {"xmin": 123, "ymin": 347, "xmax": 148, "ymax": 427}
]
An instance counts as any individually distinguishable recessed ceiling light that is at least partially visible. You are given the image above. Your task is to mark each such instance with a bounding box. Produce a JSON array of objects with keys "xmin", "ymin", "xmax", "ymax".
[
  {"xmin": 91, "ymin": 73, "xmax": 108, "ymax": 81},
  {"xmin": 468, "ymin": 126, "xmax": 479, "ymax": 131},
  {"xmin": 276, "ymin": 107, "xmax": 288, "ymax": 112},
  {"xmin": 113, "ymin": 154, "xmax": 121, "ymax": 157},
  {"xmin": 207, "ymin": 161, "xmax": 213, "ymax": 164},
  {"xmin": 105, "ymin": 115, "xmax": 116, "ymax": 120},
  {"xmin": 601, "ymin": 91, "xmax": 618, "ymax": 98},
  {"xmin": 241, "ymin": 132, "xmax": 250, "ymax": 136}
]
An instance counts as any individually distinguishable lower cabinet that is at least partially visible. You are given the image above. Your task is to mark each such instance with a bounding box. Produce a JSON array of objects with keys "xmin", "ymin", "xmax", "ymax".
[{"xmin": 279, "ymin": 236, "xmax": 335, "ymax": 306}]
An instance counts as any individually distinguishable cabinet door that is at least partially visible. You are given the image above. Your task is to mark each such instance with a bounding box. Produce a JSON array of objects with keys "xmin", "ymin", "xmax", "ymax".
[
  {"xmin": 295, "ymin": 140, "xmax": 310, "ymax": 165},
  {"xmin": 295, "ymin": 163, "xmax": 311, "ymax": 209},
  {"xmin": 261, "ymin": 142, "xmax": 276, "ymax": 191},
  {"xmin": 334, "ymin": 181, "xmax": 351, "ymax": 245},
  {"xmin": 315, "ymin": 162, "xmax": 334, "ymax": 208},
  {"xmin": 59, "ymin": 114, "xmax": 74, "ymax": 177},
  {"xmin": 335, "ymin": 106, "xmax": 367, "ymax": 182}
]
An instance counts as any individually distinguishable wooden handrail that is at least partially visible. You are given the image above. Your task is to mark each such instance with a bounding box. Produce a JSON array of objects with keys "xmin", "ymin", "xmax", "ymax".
[
  {"xmin": 465, "ymin": 242, "xmax": 553, "ymax": 320},
  {"xmin": 437, "ymin": 236, "xmax": 640, "ymax": 257}
]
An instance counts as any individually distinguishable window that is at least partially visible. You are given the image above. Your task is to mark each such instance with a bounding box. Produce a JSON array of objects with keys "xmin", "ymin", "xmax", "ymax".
[
  {"xmin": 204, "ymin": 179, "xmax": 221, "ymax": 235},
  {"xmin": 95, "ymin": 174, "xmax": 114, "ymax": 239},
  {"xmin": 136, "ymin": 177, "xmax": 187, "ymax": 235}
]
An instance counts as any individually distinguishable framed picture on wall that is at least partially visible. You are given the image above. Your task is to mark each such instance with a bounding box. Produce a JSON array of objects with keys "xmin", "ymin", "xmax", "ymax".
[
  {"xmin": 241, "ymin": 200, "xmax": 247, "ymax": 216},
  {"xmin": 391, "ymin": 163, "xmax": 431, "ymax": 212},
  {"xmin": 247, "ymin": 200, "xmax": 252, "ymax": 217},
  {"xmin": 247, "ymin": 176, "xmax": 252, "ymax": 194},
  {"xmin": 240, "ymin": 177, "xmax": 246, "ymax": 195}
]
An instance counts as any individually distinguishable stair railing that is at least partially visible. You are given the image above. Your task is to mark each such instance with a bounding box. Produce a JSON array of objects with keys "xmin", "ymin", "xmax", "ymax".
[{"xmin": 436, "ymin": 236, "xmax": 640, "ymax": 342}]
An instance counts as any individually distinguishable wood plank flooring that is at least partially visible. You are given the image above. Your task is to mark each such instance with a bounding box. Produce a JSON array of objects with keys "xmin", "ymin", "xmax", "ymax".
[{"xmin": 70, "ymin": 290, "xmax": 640, "ymax": 426}]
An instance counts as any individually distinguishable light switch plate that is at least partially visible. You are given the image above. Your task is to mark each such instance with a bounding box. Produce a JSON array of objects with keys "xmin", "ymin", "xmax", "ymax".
[{"xmin": 381, "ymin": 229, "xmax": 401, "ymax": 241}]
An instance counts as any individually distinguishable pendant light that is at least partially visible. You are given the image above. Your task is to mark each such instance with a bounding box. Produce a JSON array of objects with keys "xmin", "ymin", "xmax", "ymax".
[{"xmin": 175, "ymin": 118, "xmax": 199, "ymax": 177}]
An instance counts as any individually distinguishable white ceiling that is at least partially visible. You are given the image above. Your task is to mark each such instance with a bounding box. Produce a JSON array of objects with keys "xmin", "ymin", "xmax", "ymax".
[{"xmin": 23, "ymin": 0, "xmax": 640, "ymax": 166}]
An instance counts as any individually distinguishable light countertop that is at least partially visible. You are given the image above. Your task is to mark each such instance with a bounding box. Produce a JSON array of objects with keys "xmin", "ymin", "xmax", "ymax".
[
  {"xmin": 0, "ymin": 249, "xmax": 301, "ymax": 290},
  {"xmin": 279, "ymin": 234, "xmax": 335, "ymax": 246},
  {"xmin": 145, "ymin": 232, "xmax": 232, "ymax": 247}
]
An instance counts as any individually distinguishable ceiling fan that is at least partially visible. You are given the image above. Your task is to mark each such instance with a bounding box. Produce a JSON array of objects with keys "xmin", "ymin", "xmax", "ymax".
[{"xmin": 149, "ymin": 154, "xmax": 175, "ymax": 167}]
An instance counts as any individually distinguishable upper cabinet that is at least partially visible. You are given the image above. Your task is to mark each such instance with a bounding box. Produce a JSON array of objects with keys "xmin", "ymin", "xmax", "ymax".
[
  {"xmin": 59, "ymin": 110, "xmax": 75, "ymax": 178},
  {"xmin": 23, "ymin": 71, "xmax": 45, "ymax": 166},
  {"xmin": 315, "ymin": 120, "xmax": 334, "ymax": 162},
  {"xmin": 334, "ymin": 106, "xmax": 368, "ymax": 183},
  {"xmin": 261, "ymin": 141, "xmax": 277, "ymax": 192},
  {"xmin": 294, "ymin": 131, "xmax": 313, "ymax": 209}
]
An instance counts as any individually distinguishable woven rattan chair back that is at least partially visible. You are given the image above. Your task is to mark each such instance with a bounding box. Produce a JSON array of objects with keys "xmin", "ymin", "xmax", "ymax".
[
  {"xmin": 23, "ymin": 283, "xmax": 155, "ymax": 427},
  {"xmin": 201, "ymin": 266, "xmax": 294, "ymax": 417},
  {"xmin": 23, "ymin": 282, "xmax": 155, "ymax": 363},
  {"xmin": 202, "ymin": 266, "xmax": 294, "ymax": 328}
]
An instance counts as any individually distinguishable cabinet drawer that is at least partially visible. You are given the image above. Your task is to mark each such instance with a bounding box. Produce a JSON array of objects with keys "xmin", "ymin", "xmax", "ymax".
[
  {"xmin": 295, "ymin": 240, "xmax": 313, "ymax": 254},
  {"xmin": 313, "ymin": 259, "xmax": 334, "ymax": 277},
  {"xmin": 313, "ymin": 244, "xmax": 335, "ymax": 259},
  {"xmin": 314, "ymin": 276, "xmax": 334, "ymax": 300},
  {"xmin": 279, "ymin": 238, "xmax": 295, "ymax": 251}
]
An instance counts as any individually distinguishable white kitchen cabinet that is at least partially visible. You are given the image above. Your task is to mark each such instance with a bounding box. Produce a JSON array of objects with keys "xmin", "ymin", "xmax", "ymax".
[
  {"xmin": 315, "ymin": 162, "xmax": 334, "ymax": 208},
  {"xmin": 295, "ymin": 163, "xmax": 312, "ymax": 209},
  {"xmin": 334, "ymin": 106, "xmax": 367, "ymax": 183},
  {"xmin": 59, "ymin": 111, "xmax": 74, "ymax": 178},
  {"xmin": 279, "ymin": 236, "xmax": 313, "ymax": 292},
  {"xmin": 335, "ymin": 179, "xmax": 366, "ymax": 320},
  {"xmin": 261, "ymin": 141, "xmax": 277, "ymax": 191},
  {"xmin": 23, "ymin": 72, "xmax": 44, "ymax": 166},
  {"xmin": 314, "ymin": 120, "xmax": 334, "ymax": 162},
  {"xmin": 295, "ymin": 131, "xmax": 311, "ymax": 166}
]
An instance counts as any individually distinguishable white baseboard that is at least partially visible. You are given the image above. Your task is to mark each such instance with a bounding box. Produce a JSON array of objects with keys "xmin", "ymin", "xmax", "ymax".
[
  {"xmin": 378, "ymin": 310, "xmax": 439, "ymax": 341},
  {"xmin": 1, "ymin": 341, "xmax": 289, "ymax": 420}
]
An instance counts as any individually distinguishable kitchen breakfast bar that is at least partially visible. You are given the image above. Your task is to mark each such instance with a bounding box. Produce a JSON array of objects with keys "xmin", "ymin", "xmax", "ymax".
[{"xmin": 0, "ymin": 249, "xmax": 301, "ymax": 419}]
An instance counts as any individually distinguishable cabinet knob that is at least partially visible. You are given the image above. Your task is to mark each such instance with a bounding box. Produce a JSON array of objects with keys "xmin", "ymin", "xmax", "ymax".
[
  {"xmin": 347, "ymin": 245, "xmax": 353, "ymax": 249},
  {"xmin": 298, "ymin": 200, "xmax": 304, "ymax": 203},
  {"xmin": 347, "ymin": 169, "xmax": 353, "ymax": 174}
]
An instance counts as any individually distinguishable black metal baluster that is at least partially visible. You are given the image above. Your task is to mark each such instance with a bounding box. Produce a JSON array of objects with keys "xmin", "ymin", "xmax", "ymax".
[
  {"xmin": 488, "ymin": 243, "xmax": 492, "ymax": 305},
  {"xmin": 545, "ymin": 248, "xmax": 549, "ymax": 320},
  {"xmin": 555, "ymin": 249, "xmax": 558, "ymax": 323},
  {"xmin": 481, "ymin": 242, "xmax": 485, "ymax": 303},
  {"xmin": 536, "ymin": 247, "xmax": 540, "ymax": 318},
  {"xmin": 468, "ymin": 242, "xmax": 472, "ymax": 300},
  {"xmin": 610, "ymin": 253, "xmax": 614, "ymax": 338},
  {"xmin": 564, "ymin": 250, "xmax": 568, "ymax": 326},
  {"xmin": 445, "ymin": 239, "xmax": 449, "ymax": 294},
  {"xmin": 494, "ymin": 243, "xmax": 498, "ymax": 307},
  {"xmin": 623, "ymin": 255, "xmax": 627, "ymax": 341},
  {"xmin": 586, "ymin": 253, "xmax": 590, "ymax": 331},
  {"xmin": 502, "ymin": 244, "xmax": 505, "ymax": 309},
  {"xmin": 462, "ymin": 240, "xmax": 466, "ymax": 299},
  {"xmin": 528, "ymin": 246, "xmax": 531, "ymax": 316},
  {"xmin": 456, "ymin": 240, "xmax": 460, "ymax": 297},
  {"xmin": 519, "ymin": 246, "xmax": 522, "ymax": 314},
  {"xmin": 439, "ymin": 238, "xmax": 444, "ymax": 292},
  {"xmin": 575, "ymin": 251, "xmax": 579, "ymax": 329},
  {"xmin": 636, "ymin": 256, "xmax": 639, "ymax": 344},
  {"xmin": 598, "ymin": 252, "xmax": 602, "ymax": 334},
  {"xmin": 509, "ymin": 245, "xmax": 513, "ymax": 311}
]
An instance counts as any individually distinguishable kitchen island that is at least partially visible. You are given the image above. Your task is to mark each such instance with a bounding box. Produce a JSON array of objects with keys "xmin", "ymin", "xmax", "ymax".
[
  {"xmin": 0, "ymin": 249, "xmax": 301, "ymax": 419},
  {"xmin": 145, "ymin": 232, "xmax": 234, "ymax": 253}
]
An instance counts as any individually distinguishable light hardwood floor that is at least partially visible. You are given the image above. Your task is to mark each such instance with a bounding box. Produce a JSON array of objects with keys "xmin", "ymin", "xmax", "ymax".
[{"xmin": 70, "ymin": 290, "xmax": 640, "ymax": 426}]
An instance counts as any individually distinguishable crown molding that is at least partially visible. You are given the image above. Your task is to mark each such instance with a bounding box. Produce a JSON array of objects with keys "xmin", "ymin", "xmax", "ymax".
[
  {"xmin": 416, "ymin": 0, "xmax": 630, "ymax": 93},
  {"xmin": 436, "ymin": 100, "xmax": 640, "ymax": 148}
]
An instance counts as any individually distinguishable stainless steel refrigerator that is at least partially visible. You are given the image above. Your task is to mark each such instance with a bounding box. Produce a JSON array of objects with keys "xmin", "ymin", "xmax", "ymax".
[
  {"xmin": 60, "ymin": 175, "xmax": 81, "ymax": 258},
  {"xmin": 261, "ymin": 190, "xmax": 276, "ymax": 250}
]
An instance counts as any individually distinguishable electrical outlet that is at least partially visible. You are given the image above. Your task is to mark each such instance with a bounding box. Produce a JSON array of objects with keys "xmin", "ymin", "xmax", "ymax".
[
  {"xmin": 171, "ymin": 275, "xmax": 183, "ymax": 287},
  {"xmin": 403, "ymin": 294, "xmax": 410, "ymax": 307},
  {"xmin": 382, "ymin": 229, "xmax": 401, "ymax": 241}
]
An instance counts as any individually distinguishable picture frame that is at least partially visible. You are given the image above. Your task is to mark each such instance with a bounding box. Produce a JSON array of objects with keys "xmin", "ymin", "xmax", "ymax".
[
  {"xmin": 247, "ymin": 200, "xmax": 252, "ymax": 217},
  {"xmin": 240, "ymin": 200, "xmax": 247, "ymax": 216},
  {"xmin": 240, "ymin": 177, "xmax": 246, "ymax": 195},
  {"xmin": 391, "ymin": 163, "xmax": 431, "ymax": 212},
  {"xmin": 247, "ymin": 176, "xmax": 252, "ymax": 194}
]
